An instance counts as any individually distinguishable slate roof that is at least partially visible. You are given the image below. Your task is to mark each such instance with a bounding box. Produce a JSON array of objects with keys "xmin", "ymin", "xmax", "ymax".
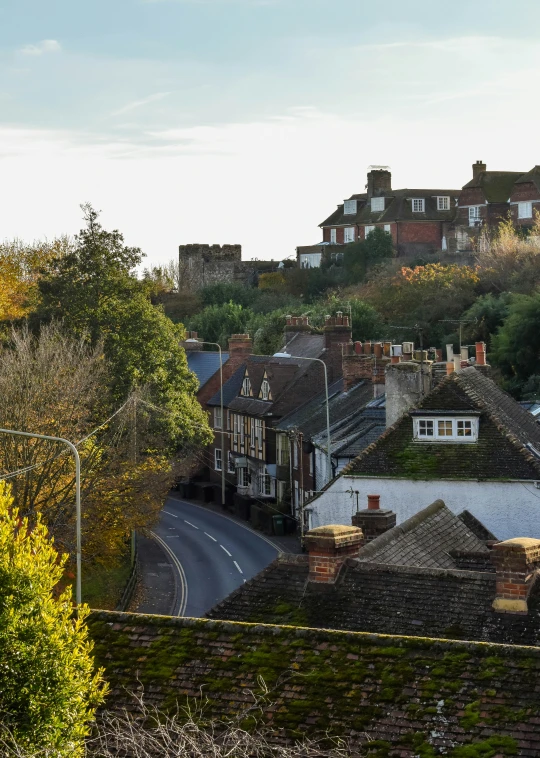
[
  {"xmin": 356, "ymin": 499, "xmax": 489, "ymax": 570},
  {"xmin": 344, "ymin": 367, "xmax": 540, "ymax": 480},
  {"xmin": 320, "ymin": 189, "xmax": 459, "ymax": 228},
  {"xmin": 207, "ymin": 332, "xmax": 328, "ymax": 419},
  {"xmin": 461, "ymin": 171, "xmax": 524, "ymax": 203},
  {"xmin": 187, "ymin": 351, "xmax": 229, "ymax": 390},
  {"xmin": 208, "ymin": 500, "xmax": 540, "ymax": 646}
]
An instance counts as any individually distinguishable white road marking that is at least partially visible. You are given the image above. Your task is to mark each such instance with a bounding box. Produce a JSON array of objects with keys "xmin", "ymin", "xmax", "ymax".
[
  {"xmin": 165, "ymin": 535, "xmax": 180, "ymax": 539},
  {"xmin": 204, "ymin": 532, "xmax": 217, "ymax": 542},
  {"xmin": 163, "ymin": 510, "xmax": 178, "ymax": 518},
  {"xmin": 184, "ymin": 520, "xmax": 199, "ymax": 529},
  {"xmin": 234, "ymin": 561, "xmax": 243, "ymax": 574},
  {"xmin": 151, "ymin": 531, "xmax": 188, "ymax": 617},
  {"xmin": 220, "ymin": 545, "xmax": 232, "ymax": 557}
]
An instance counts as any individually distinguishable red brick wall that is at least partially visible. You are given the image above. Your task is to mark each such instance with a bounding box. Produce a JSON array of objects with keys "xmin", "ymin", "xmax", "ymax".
[
  {"xmin": 322, "ymin": 228, "xmax": 331, "ymax": 243},
  {"xmin": 397, "ymin": 222, "xmax": 442, "ymax": 245}
]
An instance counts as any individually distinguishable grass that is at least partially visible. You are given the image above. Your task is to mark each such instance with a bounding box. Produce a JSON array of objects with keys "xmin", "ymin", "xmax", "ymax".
[{"xmin": 82, "ymin": 551, "xmax": 132, "ymax": 610}]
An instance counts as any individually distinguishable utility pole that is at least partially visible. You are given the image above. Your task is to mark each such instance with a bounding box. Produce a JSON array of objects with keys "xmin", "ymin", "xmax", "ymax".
[{"xmin": 438, "ymin": 318, "xmax": 477, "ymax": 352}]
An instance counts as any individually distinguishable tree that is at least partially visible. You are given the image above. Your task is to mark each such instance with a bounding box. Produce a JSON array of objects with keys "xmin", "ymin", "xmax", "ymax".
[
  {"xmin": 458, "ymin": 293, "xmax": 511, "ymax": 347},
  {"xmin": 258, "ymin": 272, "xmax": 287, "ymax": 291},
  {"xmin": 0, "ymin": 237, "xmax": 71, "ymax": 323},
  {"xmin": 491, "ymin": 292, "xmax": 540, "ymax": 395},
  {"xmin": 343, "ymin": 228, "xmax": 394, "ymax": 284},
  {"xmin": 188, "ymin": 302, "xmax": 253, "ymax": 348},
  {"xmin": 0, "ymin": 481, "xmax": 106, "ymax": 755},
  {"xmin": 476, "ymin": 216, "xmax": 540, "ymax": 294},
  {"xmin": 200, "ymin": 282, "xmax": 256, "ymax": 309}
]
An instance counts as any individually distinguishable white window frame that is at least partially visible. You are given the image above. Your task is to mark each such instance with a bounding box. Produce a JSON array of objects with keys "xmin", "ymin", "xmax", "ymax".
[
  {"xmin": 414, "ymin": 417, "xmax": 479, "ymax": 442},
  {"xmin": 214, "ymin": 448, "xmax": 222, "ymax": 471},
  {"xmin": 241, "ymin": 376, "xmax": 251, "ymax": 396},
  {"xmin": 227, "ymin": 452, "xmax": 235, "ymax": 474},
  {"xmin": 518, "ymin": 201, "xmax": 533, "ymax": 219},
  {"xmin": 365, "ymin": 225, "xmax": 375, "ymax": 237},
  {"xmin": 260, "ymin": 378, "xmax": 270, "ymax": 400},
  {"xmin": 260, "ymin": 472, "xmax": 272, "ymax": 496},
  {"xmin": 384, "ymin": 224, "xmax": 391, "ymax": 233},
  {"xmin": 343, "ymin": 199, "xmax": 357, "ymax": 215},
  {"xmin": 255, "ymin": 418, "xmax": 263, "ymax": 447},
  {"xmin": 469, "ymin": 206, "xmax": 481, "ymax": 226},
  {"xmin": 239, "ymin": 416, "xmax": 245, "ymax": 446},
  {"xmin": 344, "ymin": 226, "xmax": 355, "ymax": 243},
  {"xmin": 250, "ymin": 419, "xmax": 256, "ymax": 448},
  {"xmin": 292, "ymin": 441, "xmax": 298, "ymax": 469},
  {"xmin": 330, "ymin": 229, "xmax": 337, "ymax": 244},
  {"xmin": 238, "ymin": 467, "xmax": 249, "ymax": 488},
  {"xmin": 412, "ymin": 198, "xmax": 425, "ymax": 213},
  {"xmin": 437, "ymin": 196, "xmax": 450, "ymax": 211},
  {"xmin": 371, "ymin": 197, "xmax": 385, "ymax": 212},
  {"xmin": 214, "ymin": 407, "xmax": 222, "ymax": 429}
]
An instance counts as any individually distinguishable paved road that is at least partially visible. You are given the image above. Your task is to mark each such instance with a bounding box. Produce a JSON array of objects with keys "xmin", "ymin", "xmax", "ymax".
[{"xmin": 151, "ymin": 497, "xmax": 280, "ymax": 618}]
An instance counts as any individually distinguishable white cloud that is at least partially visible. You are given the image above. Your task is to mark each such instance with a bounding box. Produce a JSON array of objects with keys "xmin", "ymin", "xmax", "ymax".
[
  {"xmin": 19, "ymin": 39, "xmax": 61, "ymax": 56},
  {"xmin": 110, "ymin": 92, "xmax": 174, "ymax": 117}
]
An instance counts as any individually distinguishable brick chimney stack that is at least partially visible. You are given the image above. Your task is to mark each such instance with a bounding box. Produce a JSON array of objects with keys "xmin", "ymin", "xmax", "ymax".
[
  {"xmin": 342, "ymin": 341, "xmax": 390, "ymax": 394},
  {"xmin": 367, "ymin": 168, "xmax": 392, "ymax": 200},
  {"xmin": 491, "ymin": 538, "xmax": 540, "ymax": 614},
  {"xmin": 323, "ymin": 312, "xmax": 352, "ymax": 382},
  {"xmin": 228, "ymin": 334, "xmax": 253, "ymax": 365},
  {"xmin": 473, "ymin": 160, "xmax": 487, "ymax": 180},
  {"xmin": 352, "ymin": 494, "xmax": 397, "ymax": 542},
  {"xmin": 305, "ymin": 525, "xmax": 364, "ymax": 583}
]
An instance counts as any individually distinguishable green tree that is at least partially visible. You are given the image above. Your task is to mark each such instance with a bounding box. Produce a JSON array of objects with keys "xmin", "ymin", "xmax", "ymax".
[
  {"xmin": 343, "ymin": 228, "xmax": 394, "ymax": 284},
  {"xmin": 200, "ymin": 282, "xmax": 256, "ymax": 309},
  {"xmin": 189, "ymin": 302, "xmax": 253, "ymax": 348},
  {"xmin": 459, "ymin": 293, "xmax": 511, "ymax": 347},
  {"xmin": 0, "ymin": 481, "xmax": 106, "ymax": 755},
  {"xmin": 491, "ymin": 292, "xmax": 540, "ymax": 395}
]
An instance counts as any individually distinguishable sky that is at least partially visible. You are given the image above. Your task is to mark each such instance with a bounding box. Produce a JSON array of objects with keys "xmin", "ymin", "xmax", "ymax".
[{"xmin": 1, "ymin": 0, "xmax": 540, "ymax": 266}]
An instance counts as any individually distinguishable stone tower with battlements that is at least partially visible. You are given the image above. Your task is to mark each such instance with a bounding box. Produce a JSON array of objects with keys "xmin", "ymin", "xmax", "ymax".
[{"xmin": 178, "ymin": 244, "xmax": 255, "ymax": 291}]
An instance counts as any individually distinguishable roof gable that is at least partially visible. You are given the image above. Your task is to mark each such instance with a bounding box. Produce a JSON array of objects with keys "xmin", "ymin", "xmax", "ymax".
[{"xmin": 461, "ymin": 171, "xmax": 524, "ymax": 203}]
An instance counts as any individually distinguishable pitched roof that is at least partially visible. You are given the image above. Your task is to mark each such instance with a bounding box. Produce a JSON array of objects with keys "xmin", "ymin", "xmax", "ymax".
[
  {"xmin": 320, "ymin": 189, "xmax": 460, "ymax": 228},
  {"xmin": 356, "ymin": 499, "xmax": 489, "ymax": 570},
  {"xmin": 461, "ymin": 171, "xmax": 524, "ymax": 203},
  {"xmin": 187, "ymin": 351, "xmax": 229, "ymax": 389},
  {"xmin": 344, "ymin": 367, "xmax": 540, "ymax": 480},
  {"xmin": 514, "ymin": 166, "xmax": 540, "ymax": 194}
]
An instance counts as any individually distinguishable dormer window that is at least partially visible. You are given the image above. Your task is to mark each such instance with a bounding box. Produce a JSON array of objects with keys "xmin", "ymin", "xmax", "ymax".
[
  {"xmin": 371, "ymin": 197, "xmax": 385, "ymax": 212},
  {"xmin": 344, "ymin": 199, "xmax": 357, "ymax": 215},
  {"xmin": 241, "ymin": 375, "xmax": 252, "ymax": 397},
  {"xmin": 414, "ymin": 416, "xmax": 479, "ymax": 442},
  {"xmin": 412, "ymin": 198, "xmax": 425, "ymax": 213},
  {"xmin": 260, "ymin": 377, "xmax": 270, "ymax": 401},
  {"xmin": 437, "ymin": 196, "xmax": 450, "ymax": 211}
]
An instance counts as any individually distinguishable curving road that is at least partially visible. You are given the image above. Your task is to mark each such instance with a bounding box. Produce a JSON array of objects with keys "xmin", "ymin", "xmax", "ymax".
[{"xmin": 151, "ymin": 497, "xmax": 279, "ymax": 618}]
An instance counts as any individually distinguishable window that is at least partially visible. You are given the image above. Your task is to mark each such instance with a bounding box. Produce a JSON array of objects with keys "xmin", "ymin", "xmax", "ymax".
[
  {"xmin": 469, "ymin": 206, "xmax": 481, "ymax": 226},
  {"xmin": 384, "ymin": 224, "xmax": 391, "ymax": 233},
  {"xmin": 412, "ymin": 198, "xmax": 425, "ymax": 213},
  {"xmin": 214, "ymin": 408, "xmax": 222, "ymax": 429},
  {"xmin": 250, "ymin": 419, "xmax": 256, "ymax": 448},
  {"xmin": 330, "ymin": 229, "xmax": 337, "ymax": 244},
  {"xmin": 371, "ymin": 197, "xmax": 385, "ymax": 212},
  {"xmin": 300, "ymin": 253, "xmax": 321, "ymax": 268},
  {"xmin": 343, "ymin": 199, "xmax": 357, "ymax": 215},
  {"xmin": 254, "ymin": 418, "xmax": 263, "ymax": 447},
  {"xmin": 239, "ymin": 416, "xmax": 245, "ymax": 446},
  {"xmin": 437, "ymin": 420, "xmax": 453, "ymax": 437},
  {"xmin": 414, "ymin": 417, "xmax": 479, "ymax": 442},
  {"xmin": 241, "ymin": 376, "xmax": 251, "ymax": 396},
  {"xmin": 260, "ymin": 472, "xmax": 272, "ymax": 496},
  {"xmin": 309, "ymin": 453, "xmax": 313, "ymax": 476},
  {"xmin": 292, "ymin": 441, "xmax": 298, "ymax": 469},
  {"xmin": 518, "ymin": 201, "xmax": 533, "ymax": 219},
  {"xmin": 418, "ymin": 419, "xmax": 434, "ymax": 438},
  {"xmin": 277, "ymin": 435, "xmax": 289, "ymax": 466},
  {"xmin": 344, "ymin": 226, "xmax": 355, "ymax": 243},
  {"xmin": 227, "ymin": 452, "xmax": 235, "ymax": 473},
  {"xmin": 437, "ymin": 196, "xmax": 450, "ymax": 211},
  {"xmin": 238, "ymin": 468, "xmax": 249, "ymax": 488},
  {"xmin": 214, "ymin": 448, "xmax": 222, "ymax": 471},
  {"xmin": 232, "ymin": 414, "xmax": 239, "ymax": 446},
  {"xmin": 365, "ymin": 225, "xmax": 375, "ymax": 237},
  {"xmin": 260, "ymin": 378, "xmax": 270, "ymax": 400}
]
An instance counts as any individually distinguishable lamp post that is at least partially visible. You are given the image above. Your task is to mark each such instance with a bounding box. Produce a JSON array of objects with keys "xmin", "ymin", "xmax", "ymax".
[
  {"xmin": 272, "ymin": 353, "xmax": 332, "ymax": 486},
  {"xmin": 0, "ymin": 428, "xmax": 82, "ymax": 605},
  {"xmin": 184, "ymin": 339, "xmax": 225, "ymax": 507}
]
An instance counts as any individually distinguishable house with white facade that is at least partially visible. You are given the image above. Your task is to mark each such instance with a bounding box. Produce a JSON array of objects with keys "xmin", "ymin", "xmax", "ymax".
[{"xmin": 305, "ymin": 366, "xmax": 540, "ymax": 541}]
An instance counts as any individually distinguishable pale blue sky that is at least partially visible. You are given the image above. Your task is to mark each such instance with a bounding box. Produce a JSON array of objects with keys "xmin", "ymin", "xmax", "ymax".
[{"xmin": 1, "ymin": 0, "xmax": 540, "ymax": 262}]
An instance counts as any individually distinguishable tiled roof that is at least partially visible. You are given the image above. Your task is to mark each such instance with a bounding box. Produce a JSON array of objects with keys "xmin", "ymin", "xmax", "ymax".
[
  {"xmin": 461, "ymin": 171, "xmax": 524, "ymax": 203},
  {"xmin": 187, "ymin": 351, "xmax": 229, "ymax": 389},
  {"xmin": 320, "ymin": 189, "xmax": 460, "ymax": 228},
  {"xmin": 514, "ymin": 166, "xmax": 540, "ymax": 194},
  {"xmin": 344, "ymin": 368, "xmax": 540, "ymax": 480},
  {"xmin": 208, "ymin": 552, "xmax": 540, "ymax": 646},
  {"xmin": 356, "ymin": 499, "xmax": 489, "ymax": 570}
]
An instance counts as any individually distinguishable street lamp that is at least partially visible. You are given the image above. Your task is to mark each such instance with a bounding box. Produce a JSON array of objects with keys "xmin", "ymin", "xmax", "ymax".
[
  {"xmin": 272, "ymin": 353, "xmax": 332, "ymax": 486},
  {"xmin": 184, "ymin": 339, "xmax": 225, "ymax": 507},
  {"xmin": 0, "ymin": 428, "xmax": 82, "ymax": 605}
]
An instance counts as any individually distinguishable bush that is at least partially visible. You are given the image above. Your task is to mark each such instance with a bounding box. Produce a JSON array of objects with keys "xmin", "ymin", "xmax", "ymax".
[{"xmin": 0, "ymin": 482, "xmax": 106, "ymax": 756}]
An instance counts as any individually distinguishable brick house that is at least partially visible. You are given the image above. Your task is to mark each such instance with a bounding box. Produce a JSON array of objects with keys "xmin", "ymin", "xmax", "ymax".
[
  {"xmin": 454, "ymin": 160, "xmax": 525, "ymax": 251},
  {"xmin": 297, "ymin": 166, "xmax": 460, "ymax": 265},
  {"xmin": 509, "ymin": 166, "xmax": 540, "ymax": 230}
]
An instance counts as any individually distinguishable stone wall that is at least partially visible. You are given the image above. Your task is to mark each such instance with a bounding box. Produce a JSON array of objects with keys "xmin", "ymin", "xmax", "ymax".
[
  {"xmin": 88, "ymin": 611, "xmax": 540, "ymax": 756},
  {"xmin": 178, "ymin": 244, "xmax": 255, "ymax": 291}
]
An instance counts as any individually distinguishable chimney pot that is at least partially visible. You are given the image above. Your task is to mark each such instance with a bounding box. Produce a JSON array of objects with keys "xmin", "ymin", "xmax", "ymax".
[
  {"xmin": 354, "ymin": 341, "xmax": 362, "ymax": 355},
  {"xmin": 475, "ymin": 341, "xmax": 487, "ymax": 366},
  {"xmin": 373, "ymin": 342, "xmax": 383, "ymax": 359},
  {"xmin": 367, "ymin": 494, "xmax": 380, "ymax": 510},
  {"xmin": 473, "ymin": 160, "xmax": 487, "ymax": 180},
  {"xmin": 446, "ymin": 362, "xmax": 454, "ymax": 375}
]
